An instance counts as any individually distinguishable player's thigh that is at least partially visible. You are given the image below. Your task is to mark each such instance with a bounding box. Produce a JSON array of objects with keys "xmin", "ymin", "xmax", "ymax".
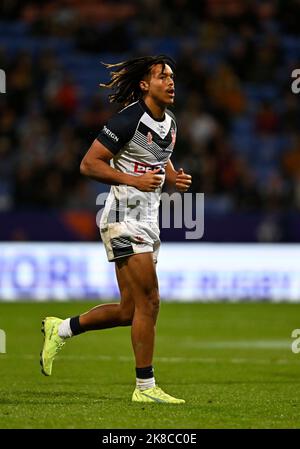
[{"xmin": 116, "ymin": 252, "xmax": 159, "ymax": 305}]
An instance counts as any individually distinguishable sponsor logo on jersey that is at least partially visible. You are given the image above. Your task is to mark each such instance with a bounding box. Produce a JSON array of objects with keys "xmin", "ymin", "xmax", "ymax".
[
  {"xmin": 133, "ymin": 161, "xmax": 165, "ymax": 174},
  {"xmin": 103, "ymin": 125, "xmax": 119, "ymax": 142}
]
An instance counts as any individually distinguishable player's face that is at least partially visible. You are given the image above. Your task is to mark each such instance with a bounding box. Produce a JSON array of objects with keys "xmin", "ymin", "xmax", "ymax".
[{"xmin": 145, "ymin": 63, "xmax": 175, "ymax": 106}]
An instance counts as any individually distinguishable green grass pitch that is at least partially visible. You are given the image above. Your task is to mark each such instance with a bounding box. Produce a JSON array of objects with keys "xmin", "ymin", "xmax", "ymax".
[{"xmin": 0, "ymin": 301, "xmax": 300, "ymax": 428}]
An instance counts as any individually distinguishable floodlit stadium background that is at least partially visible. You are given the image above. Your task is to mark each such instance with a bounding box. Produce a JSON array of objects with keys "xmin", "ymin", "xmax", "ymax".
[{"xmin": 1, "ymin": 0, "xmax": 300, "ymax": 302}]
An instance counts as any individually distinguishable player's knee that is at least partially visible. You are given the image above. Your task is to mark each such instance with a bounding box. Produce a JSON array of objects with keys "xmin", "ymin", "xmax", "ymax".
[{"xmin": 142, "ymin": 288, "xmax": 160, "ymax": 317}]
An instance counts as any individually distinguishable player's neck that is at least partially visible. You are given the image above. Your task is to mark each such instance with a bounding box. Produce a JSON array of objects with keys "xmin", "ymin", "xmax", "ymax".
[{"xmin": 143, "ymin": 97, "xmax": 166, "ymax": 121}]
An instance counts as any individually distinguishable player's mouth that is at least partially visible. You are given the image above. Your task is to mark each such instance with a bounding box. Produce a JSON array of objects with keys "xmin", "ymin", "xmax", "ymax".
[{"xmin": 166, "ymin": 88, "xmax": 175, "ymax": 98}]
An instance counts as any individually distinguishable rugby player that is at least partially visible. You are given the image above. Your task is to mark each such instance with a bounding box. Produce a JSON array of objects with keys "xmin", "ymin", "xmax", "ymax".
[{"xmin": 40, "ymin": 55, "xmax": 192, "ymax": 404}]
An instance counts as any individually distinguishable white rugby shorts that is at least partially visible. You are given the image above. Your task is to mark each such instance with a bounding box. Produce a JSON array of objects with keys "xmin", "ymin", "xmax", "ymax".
[{"xmin": 100, "ymin": 221, "xmax": 160, "ymax": 263}]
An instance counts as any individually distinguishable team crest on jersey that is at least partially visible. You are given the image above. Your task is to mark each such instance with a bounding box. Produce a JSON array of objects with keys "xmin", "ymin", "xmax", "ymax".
[
  {"xmin": 147, "ymin": 131, "xmax": 153, "ymax": 145},
  {"xmin": 171, "ymin": 128, "xmax": 176, "ymax": 145}
]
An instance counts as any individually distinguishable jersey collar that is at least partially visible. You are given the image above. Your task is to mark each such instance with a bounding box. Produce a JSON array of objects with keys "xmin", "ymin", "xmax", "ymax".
[{"xmin": 139, "ymin": 99, "xmax": 166, "ymax": 122}]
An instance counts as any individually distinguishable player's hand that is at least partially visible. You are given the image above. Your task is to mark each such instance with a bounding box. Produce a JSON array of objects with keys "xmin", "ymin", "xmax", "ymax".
[
  {"xmin": 133, "ymin": 168, "xmax": 163, "ymax": 192},
  {"xmin": 175, "ymin": 168, "xmax": 192, "ymax": 192}
]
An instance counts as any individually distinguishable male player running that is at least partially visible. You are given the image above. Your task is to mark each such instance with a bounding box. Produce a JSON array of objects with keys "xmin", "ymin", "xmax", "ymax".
[{"xmin": 40, "ymin": 55, "xmax": 192, "ymax": 404}]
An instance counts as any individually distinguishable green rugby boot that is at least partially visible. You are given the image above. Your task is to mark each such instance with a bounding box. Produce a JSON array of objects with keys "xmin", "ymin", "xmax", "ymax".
[
  {"xmin": 132, "ymin": 386, "xmax": 185, "ymax": 404},
  {"xmin": 40, "ymin": 317, "xmax": 65, "ymax": 376}
]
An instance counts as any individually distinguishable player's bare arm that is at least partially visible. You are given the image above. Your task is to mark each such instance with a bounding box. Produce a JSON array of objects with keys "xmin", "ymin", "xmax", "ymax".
[
  {"xmin": 165, "ymin": 159, "xmax": 192, "ymax": 192},
  {"xmin": 80, "ymin": 139, "xmax": 163, "ymax": 192}
]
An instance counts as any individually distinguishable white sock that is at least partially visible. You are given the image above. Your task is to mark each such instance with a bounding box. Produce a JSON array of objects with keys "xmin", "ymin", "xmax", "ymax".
[
  {"xmin": 58, "ymin": 318, "xmax": 73, "ymax": 338},
  {"xmin": 136, "ymin": 377, "xmax": 156, "ymax": 391}
]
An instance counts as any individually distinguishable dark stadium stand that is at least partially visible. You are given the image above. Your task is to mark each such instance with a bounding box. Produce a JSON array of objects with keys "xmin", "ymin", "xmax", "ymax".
[{"xmin": 1, "ymin": 0, "xmax": 300, "ymax": 241}]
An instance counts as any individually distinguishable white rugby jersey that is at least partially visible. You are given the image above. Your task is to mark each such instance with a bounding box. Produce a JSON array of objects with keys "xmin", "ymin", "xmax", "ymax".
[{"xmin": 97, "ymin": 99, "xmax": 177, "ymax": 224}]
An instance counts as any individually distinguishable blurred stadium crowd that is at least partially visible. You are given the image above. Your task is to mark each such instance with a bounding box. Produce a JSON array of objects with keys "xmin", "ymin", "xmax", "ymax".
[{"xmin": 1, "ymin": 0, "xmax": 300, "ymax": 226}]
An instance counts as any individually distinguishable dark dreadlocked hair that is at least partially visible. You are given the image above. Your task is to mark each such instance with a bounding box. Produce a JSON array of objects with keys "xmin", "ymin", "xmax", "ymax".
[{"xmin": 100, "ymin": 55, "xmax": 176, "ymax": 107}]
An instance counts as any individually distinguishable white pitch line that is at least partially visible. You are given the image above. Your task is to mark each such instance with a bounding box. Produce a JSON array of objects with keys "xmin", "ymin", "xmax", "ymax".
[
  {"xmin": 180, "ymin": 340, "xmax": 292, "ymax": 349},
  {"xmin": 15, "ymin": 353, "xmax": 300, "ymax": 365}
]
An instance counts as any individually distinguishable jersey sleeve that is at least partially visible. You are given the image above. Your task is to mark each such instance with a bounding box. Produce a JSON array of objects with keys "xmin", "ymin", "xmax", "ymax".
[{"xmin": 97, "ymin": 107, "xmax": 136, "ymax": 155}]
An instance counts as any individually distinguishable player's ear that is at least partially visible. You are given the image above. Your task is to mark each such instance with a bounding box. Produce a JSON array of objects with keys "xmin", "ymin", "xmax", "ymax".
[{"xmin": 140, "ymin": 79, "xmax": 149, "ymax": 93}]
